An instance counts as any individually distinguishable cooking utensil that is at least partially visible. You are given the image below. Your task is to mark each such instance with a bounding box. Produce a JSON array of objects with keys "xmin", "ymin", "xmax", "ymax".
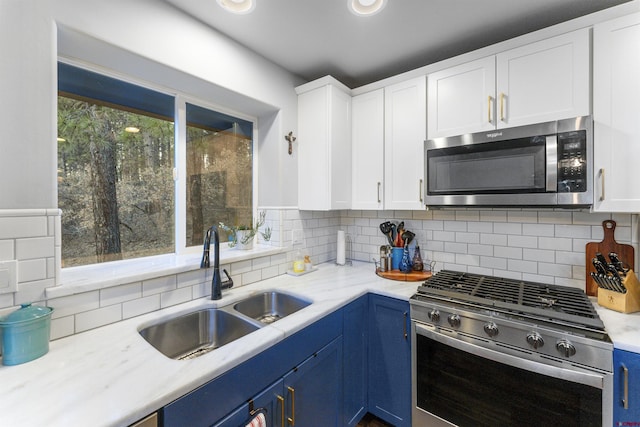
[
  {"xmin": 379, "ymin": 222, "xmax": 394, "ymax": 247},
  {"xmin": 402, "ymin": 231, "xmax": 415, "ymax": 247},
  {"xmin": 585, "ymin": 220, "xmax": 635, "ymax": 296},
  {"xmin": 394, "ymin": 221, "xmax": 405, "ymax": 247}
]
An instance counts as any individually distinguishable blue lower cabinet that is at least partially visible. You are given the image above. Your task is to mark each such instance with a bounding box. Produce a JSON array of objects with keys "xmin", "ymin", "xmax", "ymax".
[
  {"xmin": 162, "ymin": 310, "xmax": 342, "ymax": 427},
  {"xmin": 212, "ymin": 379, "xmax": 284, "ymax": 427},
  {"xmin": 613, "ymin": 348, "xmax": 640, "ymax": 425},
  {"xmin": 368, "ymin": 294, "xmax": 411, "ymax": 427},
  {"xmin": 343, "ymin": 295, "xmax": 369, "ymax": 426},
  {"xmin": 283, "ymin": 336, "xmax": 343, "ymax": 426}
]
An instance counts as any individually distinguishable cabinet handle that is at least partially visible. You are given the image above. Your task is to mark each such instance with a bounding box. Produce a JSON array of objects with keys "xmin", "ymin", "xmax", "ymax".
[
  {"xmin": 419, "ymin": 179, "xmax": 423, "ymax": 203},
  {"xmin": 377, "ymin": 182, "xmax": 381, "ymax": 203},
  {"xmin": 488, "ymin": 95, "xmax": 493, "ymax": 123},
  {"xmin": 277, "ymin": 395, "xmax": 285, "ymax": 427},
  {"xmin": 622, "ymin": 364, "xmax": 629, "ymax": 409},
  {"xmin": 403, "ymin": 311, "xmax": 408, "ymax": 340},
  {"xmin": 599, "ymin": 168, "xmax": 606, "ymax": 201},
  {"xmin": 499, "ymin": 93, "xmax": 505, "ymax": 122},
  {"xmin": 287, "ymin": 386, "xmax": 295, "ymax": 426}
]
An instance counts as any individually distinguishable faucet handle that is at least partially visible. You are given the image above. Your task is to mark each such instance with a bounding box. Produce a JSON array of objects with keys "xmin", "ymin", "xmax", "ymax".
[{"xmin": 221, "ymin": 269, "xmax": 234, "ymax": 289}]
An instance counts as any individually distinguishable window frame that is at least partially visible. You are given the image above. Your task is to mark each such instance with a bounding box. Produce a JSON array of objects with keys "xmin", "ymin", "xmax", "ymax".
[{"xmin": 57, "ymin": 59, "xmax": 259, "ymax": 265}]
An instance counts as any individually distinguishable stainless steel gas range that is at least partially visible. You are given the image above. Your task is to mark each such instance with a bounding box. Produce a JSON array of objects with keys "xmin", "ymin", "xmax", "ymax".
[{"xmin": 410, "ymin": 270, "xmax": 613, "ymax": 427}]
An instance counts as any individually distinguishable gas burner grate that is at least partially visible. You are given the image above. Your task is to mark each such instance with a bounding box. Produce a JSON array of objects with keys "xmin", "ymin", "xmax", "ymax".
[{"xmin": 417, "ymin": 270, "xmax": 604, "ymax": 330}]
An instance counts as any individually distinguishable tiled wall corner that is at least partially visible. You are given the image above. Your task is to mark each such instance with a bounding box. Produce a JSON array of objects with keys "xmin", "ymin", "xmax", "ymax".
[{"xmin": 0, "ymin": 209, "xmax": 59, "ymax": 312}]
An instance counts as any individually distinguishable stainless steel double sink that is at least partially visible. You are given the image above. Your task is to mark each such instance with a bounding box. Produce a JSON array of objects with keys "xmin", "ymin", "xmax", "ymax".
[{"xmin": 138, "ymin": 291, "xmax": 312, "ymax": 360}]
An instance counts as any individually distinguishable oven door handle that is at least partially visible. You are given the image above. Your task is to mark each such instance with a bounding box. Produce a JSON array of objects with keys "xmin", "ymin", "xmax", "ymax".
[{"xmin": 414, "ymin": 322, "xmax": 606, "ymax": 390}]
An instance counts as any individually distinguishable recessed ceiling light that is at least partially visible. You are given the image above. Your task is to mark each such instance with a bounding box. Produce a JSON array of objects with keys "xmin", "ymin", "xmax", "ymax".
[
  {"xmin": 217, "ymin": 0, "xmax": 255, "ymax": 14},
  {"xmin": 125, "ymin": 126, "xmax": 140, "ymax": 133},
  {"xmin": 348, "ymin": 0, "xmax": 386, "ymax": 16}
]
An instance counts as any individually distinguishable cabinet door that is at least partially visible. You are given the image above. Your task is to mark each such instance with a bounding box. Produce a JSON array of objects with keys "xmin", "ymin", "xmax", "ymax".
[
  {"xmin": 352, "ymin": 89, "xmax": 384, "ymax": 210},
  {"xmin": 427, "ymin": 56, "xmax": 495, "ymax": 139},
  {"xmin": 343, "ymin": 296, "xmax": 369, "ymax": 426},
  {"xmin": 283, "ymin": 336, "xmax": 343, "ymax": 426},
  {"xmin": 384, "ymin": 76, "xmax": 426, "ymax": 210},
  {"xmin": 298, "ymin": 84, "xmax": 351, "ymax": 210},
  {"xmin": 593, "ymin": 13, "xmax": 640, "ymax": 212},
  {"xmin": 496, "ymin": 28, "xmax": 590, "ymax": 128},
  {"xmin": 212, "ymin": 380, "xmax": 285, "ymax": 427},
  {"xmin": 368, "ymin": 295, "xmax": 411, "ymax": 427},
  {"xmin": 613, "ymin": 349, "xmax": 640, "ymax": 424}
]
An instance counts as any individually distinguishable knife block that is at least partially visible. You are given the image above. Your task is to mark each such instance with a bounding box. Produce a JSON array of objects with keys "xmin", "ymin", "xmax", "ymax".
[{"xmin": 597, "ymin": 269, "xmax": 640, "ymax": 314}]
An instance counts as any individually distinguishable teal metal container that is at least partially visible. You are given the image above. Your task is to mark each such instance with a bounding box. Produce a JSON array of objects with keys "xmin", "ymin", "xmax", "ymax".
[{"xmin": 0, "ymin": 303, "xmax": 53, "ymax": 366}]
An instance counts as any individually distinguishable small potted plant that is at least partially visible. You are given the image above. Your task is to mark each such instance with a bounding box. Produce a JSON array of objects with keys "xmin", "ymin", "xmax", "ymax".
[{"xmin": 219, "ymin": 211, "xmax": 271, "ymax": 250}]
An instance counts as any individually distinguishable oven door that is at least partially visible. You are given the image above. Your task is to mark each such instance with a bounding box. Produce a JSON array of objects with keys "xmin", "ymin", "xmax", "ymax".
[{"xmin": 412, "ymin": 322, "xmax": 613, "ymax": 427}]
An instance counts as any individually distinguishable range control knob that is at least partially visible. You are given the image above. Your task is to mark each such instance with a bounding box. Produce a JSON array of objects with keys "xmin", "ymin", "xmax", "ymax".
[
  {"xmin": 483, "ymin": 322, "xmax": 499, "ymax": 337},
  {"xmin": 428, "ymin": 309, "xmax": 440, "ymax": 323},
  {"xmin": 447, "ymin": 314, "xmax": 461, "ymax": 328},
  {"xmin": 556, "ymin": 339, "xmax": 577, "ymax": 358},
  {"xmin": 526, "ymin": 332, "xmax": 544, "ymax": 349}
]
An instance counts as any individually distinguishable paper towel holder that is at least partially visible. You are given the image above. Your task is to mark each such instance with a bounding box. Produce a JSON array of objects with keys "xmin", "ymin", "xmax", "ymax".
[{"xmin": 336, "ymin": 233, "xmax": 353, "ymax": 266}]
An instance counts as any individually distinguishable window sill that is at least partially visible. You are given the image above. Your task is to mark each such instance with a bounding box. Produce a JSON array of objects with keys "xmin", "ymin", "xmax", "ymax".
[{"xmin": 46, "ymin": 244, "xmax": 286, "ymax": 299}]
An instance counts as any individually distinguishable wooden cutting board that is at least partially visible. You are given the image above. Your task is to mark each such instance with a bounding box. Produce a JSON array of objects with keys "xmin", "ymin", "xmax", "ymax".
[{"xmin": 585, "ymin": 220, "xmax": 635, "ymax": 296}]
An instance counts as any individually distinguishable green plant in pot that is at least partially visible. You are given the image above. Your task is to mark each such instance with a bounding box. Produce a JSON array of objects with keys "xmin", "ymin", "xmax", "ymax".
[{"xmin": 219, "ymin": 211, "xmax": 271, "ymax": 250}]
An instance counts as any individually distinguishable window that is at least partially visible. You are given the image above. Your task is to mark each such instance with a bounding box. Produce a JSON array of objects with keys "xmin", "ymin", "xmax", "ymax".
[
  {"xmin": 57, "ymin": 63, "xmax": 254, "ymax": 268},
  {"xmin": 185, "ymin": 103, "xmax": 253, "ymax": 247}
]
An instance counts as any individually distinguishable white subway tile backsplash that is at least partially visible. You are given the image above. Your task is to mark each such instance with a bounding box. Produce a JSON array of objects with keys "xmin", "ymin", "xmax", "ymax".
[
  {"xmin": 494, "ymin": 222, "xmax": 522, "ymax": 235},
  {"xmin": 76, "ymin": 304, "xmax": 122, "ymax": 333},
  {"xmin": 18, "ymin": 258, "xmax": 47, "ymax": 282},
  {"xmin": 523, "ymin": 248, "xmax": 555, "ymax": 263},
  {"xmin": 100, "ymin": 282, "xmax": 142, "ymax": 307},
  {"xmin": 479, "ymin": 210, "xmax": 507, "ymax": 222},
  {"xmin": 123, "ymin": 294, "xmax": 161, "ymax": 319},
  {"xmin": 142, "ymin": 275, "xmax": 177, "ymax": 297},
  {"xmin": 539, "ymin": 210, "xmax": 573, "ymax": 224},
  {"xmin": 467, "ymin": 221, "xmax": 493, "ymax": 233},
  {"xmin": 50, "ymin": 315, "xmax": 74, "ymax": 340},
  {"xmin": 50, "ymin": 291, "xmax": 100, "ymax": 319},
  {"xmin": 455, "ymin": 232, "xmax": 479, "ymax": 244},
  {"xmin": 508, "ymin": 259, "xmax": 538, "ymax": 274},
  {"xmin": 522, "ymin": 223, "xmax": 554, "ymax": 237},
  {"xmin": 0, "ymin": 216, "xmax": 47, "ymax": 239},
  {"xmin": 160, "ymin": 287, "xmax": 193, "ymax": 308},
  {"xmin": 0, "ymin": 240, "xmax": 14, "ymax": 260},
  {"xmin": 538, "ymin": 237, "xmax": 573, "ymax": 251},
  {"xmin": 481, "ymin": 233, "xmax": 507, "ymax": 246},
  {"xmin": 15, "ymin": 237, "xmax": 55, "ymax": 260},
  {"xmin": 507, "ymin": 235, "xmax": 538, "ymax": 249},
  {"xmin": 555, "ymin": 224, "xmax": 591, "ymax": 239}
]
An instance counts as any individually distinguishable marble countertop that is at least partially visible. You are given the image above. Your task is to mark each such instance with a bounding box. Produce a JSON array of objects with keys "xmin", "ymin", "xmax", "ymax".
[
  {"xmin": 1, "ymin": 262, "xmax": 638, "ymax": 427},
  {"xmin": 594, "ymin": 302, "xmax": 640, "ymax": 353},
  {"xmin": 0, "ymin": 261, "xmax": 417, "ymax": 427}
]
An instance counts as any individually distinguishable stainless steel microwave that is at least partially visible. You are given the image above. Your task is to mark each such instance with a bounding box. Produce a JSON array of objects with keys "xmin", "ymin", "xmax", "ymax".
[{"xmin": 424, "ymin": 116, "xmax": 593, "ymax": 207}]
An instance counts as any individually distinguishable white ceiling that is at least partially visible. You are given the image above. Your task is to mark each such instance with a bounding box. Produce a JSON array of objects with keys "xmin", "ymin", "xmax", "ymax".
[{"xmin": 164, "ymin": 0, "xmax": 631, "ymax": 88}]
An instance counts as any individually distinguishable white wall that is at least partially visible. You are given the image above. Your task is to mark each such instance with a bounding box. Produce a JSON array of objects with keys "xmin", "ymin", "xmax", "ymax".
[{"xmin": 0, "ymin": 0, "xmax": 303, "ymax": 210}]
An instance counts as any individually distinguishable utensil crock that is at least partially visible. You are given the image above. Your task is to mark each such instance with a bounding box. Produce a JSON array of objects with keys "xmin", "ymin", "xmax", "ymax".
[{"xmin": 0, "ymin": 303, "xmax": 53, "ymax": 366}]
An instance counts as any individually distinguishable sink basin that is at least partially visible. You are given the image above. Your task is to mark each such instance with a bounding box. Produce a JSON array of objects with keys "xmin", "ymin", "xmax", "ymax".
[
  {"xmin": 139, "ymin": 308, "xmax": 260, "ymax": 360},
  {"xmin": 233, "ymin": 291, "xmax": 311, "ymax": 324}
]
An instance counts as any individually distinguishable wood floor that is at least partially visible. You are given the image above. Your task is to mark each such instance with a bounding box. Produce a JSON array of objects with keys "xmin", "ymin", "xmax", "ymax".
[{"xmin": 356, "ymin": 413, "xmax": 394, "ymax": 427}]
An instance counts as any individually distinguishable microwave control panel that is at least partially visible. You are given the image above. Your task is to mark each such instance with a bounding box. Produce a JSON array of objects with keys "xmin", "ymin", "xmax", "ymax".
[{"xmin": 557, "ymin": 130, "xmax": 587, "ymax": 193}]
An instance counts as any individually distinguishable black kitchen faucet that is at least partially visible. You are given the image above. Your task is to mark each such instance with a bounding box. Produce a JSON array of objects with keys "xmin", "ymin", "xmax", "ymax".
[{"xmin": 201, "ymin": 226, "xmax": 234, "ymax": 300}]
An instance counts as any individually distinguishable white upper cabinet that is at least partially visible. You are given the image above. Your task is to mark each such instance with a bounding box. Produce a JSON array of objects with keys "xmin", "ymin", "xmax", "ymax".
[
  {"xmin": 384, "ymin": 76, "xmax": 426, "ymax": 210},
  {"xmin": 427, "ymin": 56, "xmax": 496, "ymax": 138},
  {"xmin": 427, "ymin": 28, "xmax": 590, "ymax": 139},
  {"xmin": 297, "ymin": 78, "xmax": 352, "ymax": 210},
  {"xmin": 352, "ymin": 89, "xmax": 385, "ymax": 210},
  {"xmin": 593, "ymin": 13, "xmax": 640, "ymax": 212}
]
